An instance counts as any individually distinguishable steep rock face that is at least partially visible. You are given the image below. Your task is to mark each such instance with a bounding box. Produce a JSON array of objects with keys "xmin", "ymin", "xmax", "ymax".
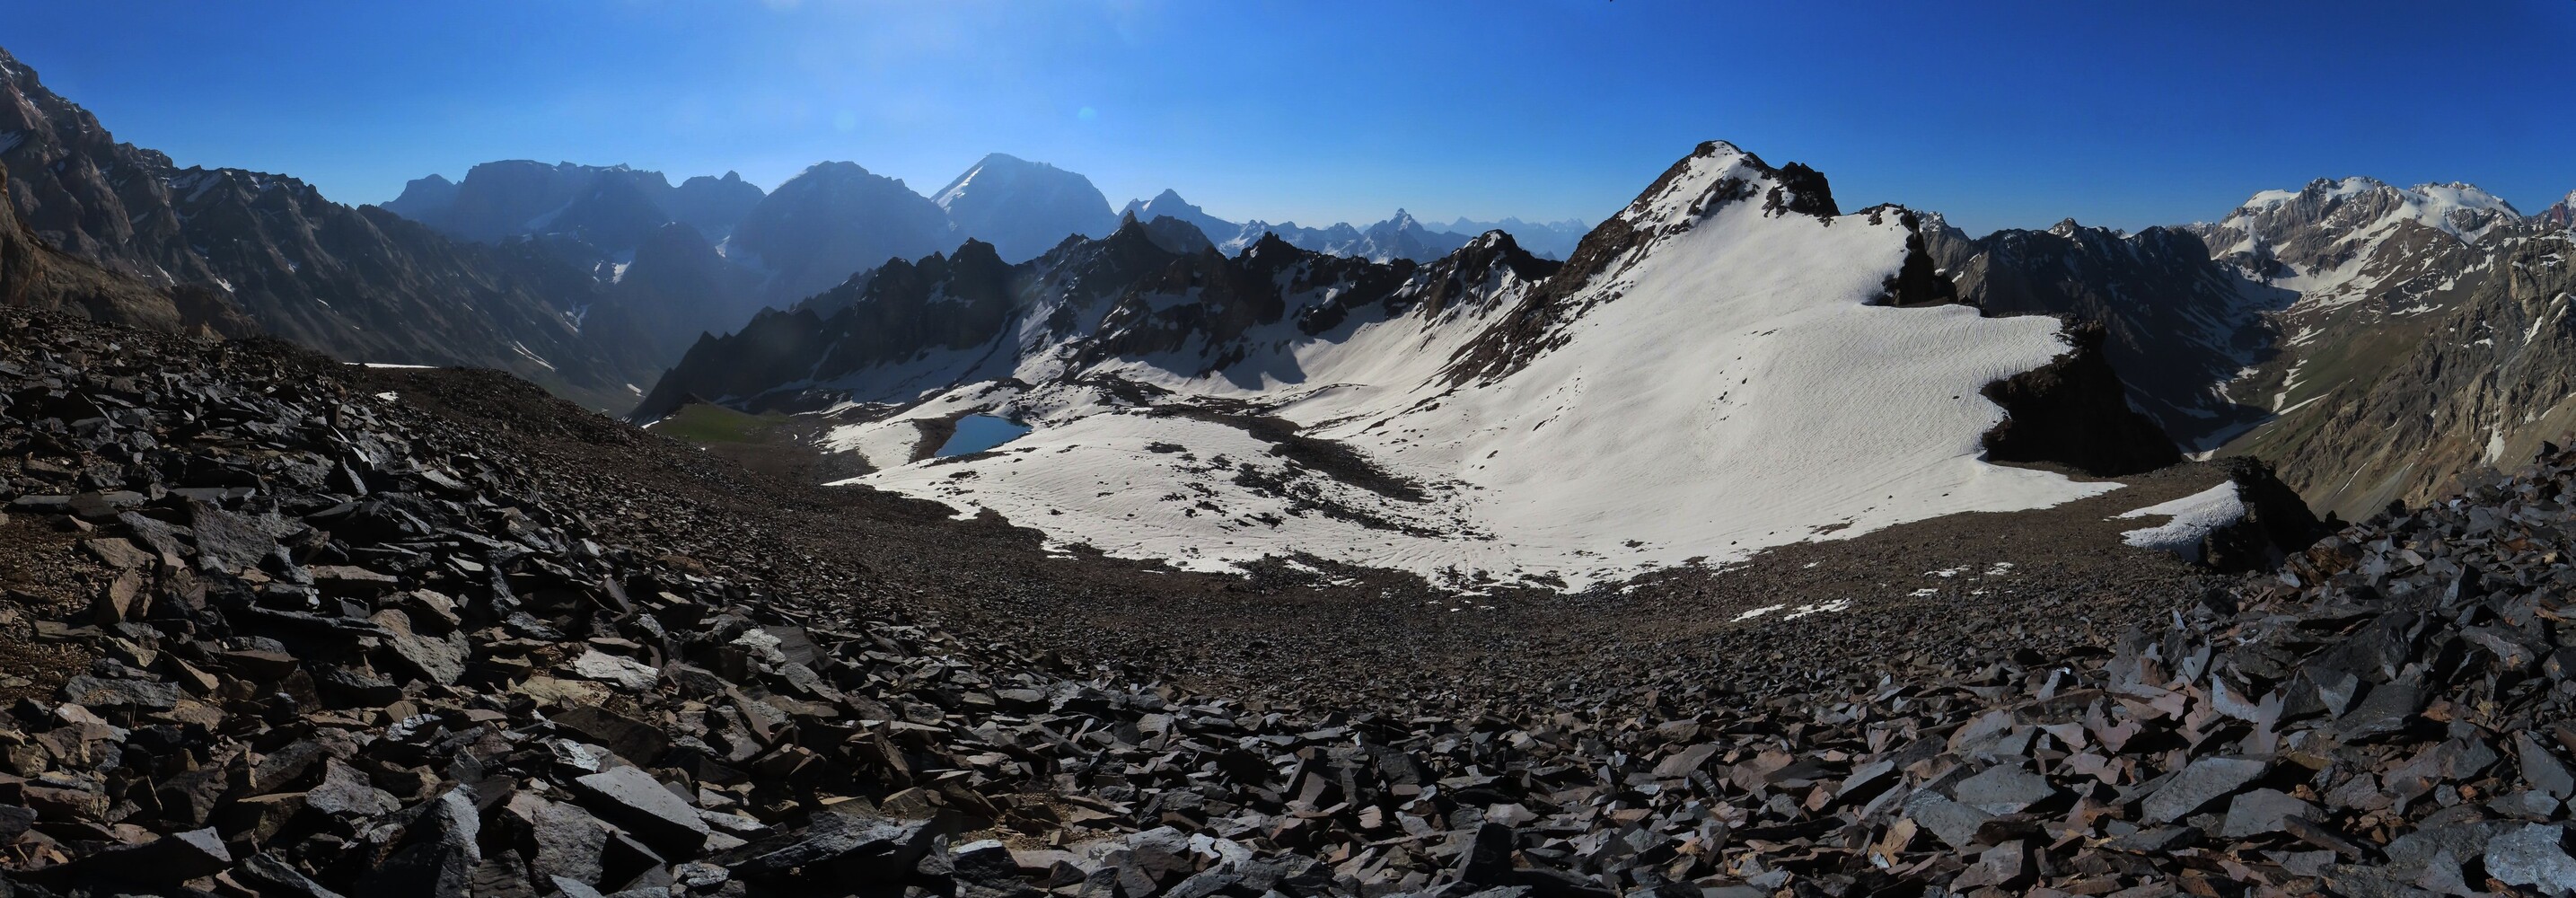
[
  {"xmin": 634, "ymin": 219, "xmax": 1261, "ymax": 420},
  {"xmin": 378, "ymin": 162, "xmax": 778, "ymax": 371},
  {"xmin": 383, "ymin": 163, "xmax": 770, "ymax": 251},
  {"xmin": 932, "ymin": 153, "xmax": 1119, "ymax": 263},
  {"xmin": 728, "ymin": 162, "xmax": 954, "ymax": 305},
  {"xmin": 0, "ymin": 51, "xmax": 219, "ymax": 289},
  {"xmin": 1925, "ymin": 218, "xmax": 2294, "ymax": 448},
  {"xmin": 0, "ymin": 48, "xmax": 655, "ymax": 410},
  {"xmin": 388, "ymin": 160, "xmax": 717, "ymax": 255},
  {"xmin": 0, "ymin": 160, "xmax": 245, "ymax": 333},
  {"xmin": 1130, "ymin": 213, "xmax": 1215, "ymax": 255},
  {"xmin": 2164, "ymin": 177, "xmax": 2564, "ymax": 519},
  {"xmin": 2229, "ymin": 229, "xmax": 2576, "ymax": 518}
]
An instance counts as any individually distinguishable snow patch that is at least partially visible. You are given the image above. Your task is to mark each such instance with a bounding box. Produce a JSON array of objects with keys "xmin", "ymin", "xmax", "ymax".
[
  {"xmin": 2112, "ymin": 481, "xmax": 2245, "ymax": 562},
  {"xmin": 844, "ymin": 172, "xmax": 2120, "ymax": 589}
]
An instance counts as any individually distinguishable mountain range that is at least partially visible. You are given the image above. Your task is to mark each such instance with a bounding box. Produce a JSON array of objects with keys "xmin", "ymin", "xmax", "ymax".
[
  {"xmin": 366, "ymin": 153, "xmax": 1588, "ymax": 377},
  {"xmin": 637, "ymin": 143, "xmax": 2183, "ymax": 589},
  {"xmin": 9, "ymin": 35, "xmax": 2576, "ymax": 579},
  {"xmin": 633, "ymin": 158, "xmax": 2576, "ymax": 581},
  {"xmin": 13, "ymin": 27, "xmax": 2576, "ymax": 898},
  {"xmin": 2, "ymin": 41, "xmax": 1593, "ymax": 420}
]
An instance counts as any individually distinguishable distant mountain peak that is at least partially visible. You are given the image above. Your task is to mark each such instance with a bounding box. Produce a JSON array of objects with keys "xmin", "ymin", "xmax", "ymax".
[
  {"xmin": 801, "ymin": 160, "xmax": 879, "ymax": 180},
  {"xmin": 930, "ymin": 153, "xmax": 1117, "ymax": 262},
  {"xmin": 2541, "ymin": 189, "xmax": 2576, "ymax": 227}
]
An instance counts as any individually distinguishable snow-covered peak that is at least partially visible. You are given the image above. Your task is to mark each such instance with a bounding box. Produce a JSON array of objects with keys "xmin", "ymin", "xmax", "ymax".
[
  {"xmin": 1620, "ymin": 147, "xmax": 1757, "ymax": 230},
  {"xmin": 932, "ymin": 152, "xmax": 1050, "ymax": 209},
  {"xmin": 1611, "ymin": 140, "xmax": 1828, "ymax": 236},
  {"xmin": 2224, "ymin": 176, "xmax": 2519, "ymax": 241}
]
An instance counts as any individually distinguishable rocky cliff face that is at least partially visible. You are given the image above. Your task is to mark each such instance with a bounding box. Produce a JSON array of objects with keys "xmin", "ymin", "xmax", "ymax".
[
  {"xmin": 1923, "ymin": 176, "xmax": 2576, "ymax": 522},
  {"xmin": 1925, "ymin": 218, "xmax": 2294, "ymax": 449},
  {"xmin": 0, "ymin": 48, "xmax": 659, "ymax": 412},
  {"xmin": 2163, "ymin": 180, "xmax": 2565, "ymax": 519},
  {"xmin": 0, "ymin": 160, "xmax": 246, "ymax": 334},
  {"xmin": 2225, "ymin": 228, "xmax": 2576, "ymax": 518},
  {"xmin": 632, "ymin": 215, "xmax": 1347, "ymax": 421}
]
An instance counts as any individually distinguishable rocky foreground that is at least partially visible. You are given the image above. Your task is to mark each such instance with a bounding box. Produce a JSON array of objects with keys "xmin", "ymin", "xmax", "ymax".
[{"xmin": 0, "ymin": 312, "xmax": 2573, "ymax": 898}]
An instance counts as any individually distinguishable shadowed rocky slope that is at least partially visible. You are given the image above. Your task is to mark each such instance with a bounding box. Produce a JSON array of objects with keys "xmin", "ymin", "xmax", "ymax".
[{"xmin": 6, "ymin": 308, "xmax": 2559, "ymax": 898}]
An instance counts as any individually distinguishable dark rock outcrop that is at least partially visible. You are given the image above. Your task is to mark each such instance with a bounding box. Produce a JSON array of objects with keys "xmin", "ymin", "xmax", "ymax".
[{"xmin": 1981, "ymin": 321, "xmax": 2183, "ymax": 476}]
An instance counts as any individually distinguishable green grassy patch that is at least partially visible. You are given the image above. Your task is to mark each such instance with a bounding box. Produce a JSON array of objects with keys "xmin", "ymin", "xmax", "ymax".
[{"xmin": 647, "ymin": 402, "xmax": 791, "ymax": 445}]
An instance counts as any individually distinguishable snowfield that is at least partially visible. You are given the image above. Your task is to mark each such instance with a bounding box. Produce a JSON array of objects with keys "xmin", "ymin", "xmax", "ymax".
[
  {"xmin": 822, "ymin": 144, "xmax": 2124, "ymax": 590},
  {"xmin": 2112, "ymin": 480, "xmax": 2246, "ymax": 563}
]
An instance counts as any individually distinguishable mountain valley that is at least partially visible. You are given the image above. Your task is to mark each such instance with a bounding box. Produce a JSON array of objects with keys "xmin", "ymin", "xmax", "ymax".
[{"xmin": 5, "ymin": 22, "xmax": 2576, "ymax": 898}]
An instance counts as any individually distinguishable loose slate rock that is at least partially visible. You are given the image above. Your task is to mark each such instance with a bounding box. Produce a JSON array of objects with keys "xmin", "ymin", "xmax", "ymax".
[
  {"xmin": 2519, "ymin": 732, "xmax": 2576, "ymax": 800},
  {"xmin": 569, "ymin": 649, "xmax": 662, "ymax": 691},
  {"xmin": 2142, "ymin": 756, "xmax": 2266, "ymax": 823},
  {"xmin": 2337, "ymin": 674, "xmax": 2430, "ymax": 742},
  {"xmin": 2485, "ymin": 823, "xmax": 2576, "ymax": 894},
  {"xmin": 1952, "ymin": 763, "xmax": 2057, "ymax": 814},
  {"xmin": 728, "ymin": 813, "xmax": 932, "ymax": 884},
  {"xmin": 1903, "ymin": 791, "xmax": 1996, "ymax": 850},
  {"xmin": 305, "ymin": 758, "xmax": 400, "ymax": 820},
  {"xmin": 2219, "ymin": 788, "xmax": 2316, "ymax": 839},
  {"xmin": 75, "ymin": 826, "xmax": 233, "ymax": 883},
  {"xmin": 570, "ymin": 766, "xmax": 708, "ymax": 855},
  {"xmin": 59, "ymin": 674, "xmax": 181, "ymax": 710}
]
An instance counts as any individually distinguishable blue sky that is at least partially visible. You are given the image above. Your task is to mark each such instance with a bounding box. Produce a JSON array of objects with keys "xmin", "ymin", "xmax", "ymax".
[{"xmin": 10, "ymin": 0, "xmax": 2573, "ymax": 234}]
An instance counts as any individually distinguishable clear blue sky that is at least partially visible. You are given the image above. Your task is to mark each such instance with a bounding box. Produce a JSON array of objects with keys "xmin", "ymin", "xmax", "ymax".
[{"xmin": 9, "ymin": 0, "xmax": 2573, "ymax": 234}]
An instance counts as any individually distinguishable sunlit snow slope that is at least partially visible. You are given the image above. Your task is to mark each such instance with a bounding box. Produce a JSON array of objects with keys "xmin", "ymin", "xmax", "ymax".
[{"xmin": 827, "ymin": 143, "xmax": 2122, "ymax": 589}]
